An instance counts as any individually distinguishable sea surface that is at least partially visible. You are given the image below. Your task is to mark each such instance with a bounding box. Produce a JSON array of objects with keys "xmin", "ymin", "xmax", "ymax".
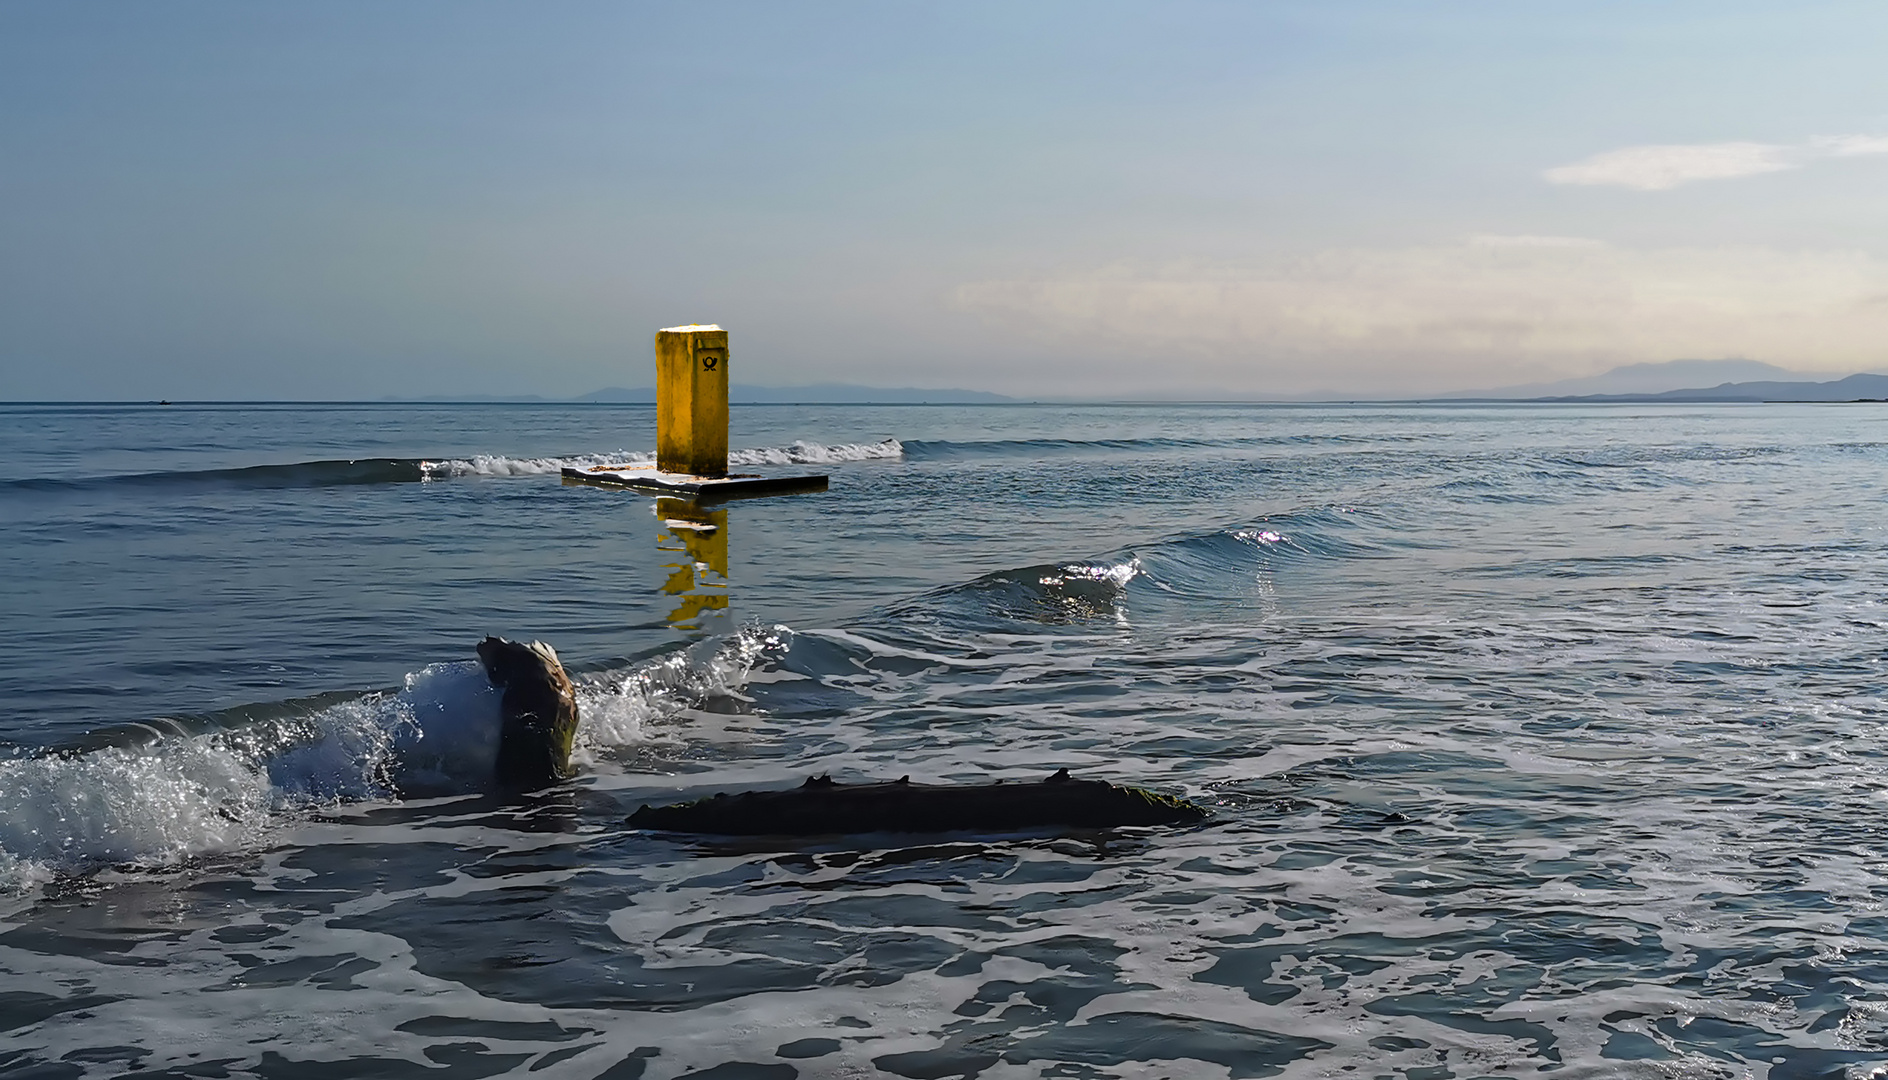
[{"xmin": 3, "ymin": 400, "xmax": 1888, "ymax": 1079}]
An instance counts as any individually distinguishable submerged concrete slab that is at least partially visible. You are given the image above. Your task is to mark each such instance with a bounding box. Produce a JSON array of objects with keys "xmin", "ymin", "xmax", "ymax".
[
  {"xmin": 627, "ymin": 769, "xmax": 1210, "ymax": 836},
  {"xmin": 560, "ymin": 463, "xmax": 828, "ymax": 500}
]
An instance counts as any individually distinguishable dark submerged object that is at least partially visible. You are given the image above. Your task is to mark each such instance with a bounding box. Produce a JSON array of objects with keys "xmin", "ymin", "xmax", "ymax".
[
  {"xmin": 477, "ymin": 636, "xmax": 580, "ymax": 789},
  {"xmin": 627, "ymin": 769, "xmax": 1207, "ymax": 836}
]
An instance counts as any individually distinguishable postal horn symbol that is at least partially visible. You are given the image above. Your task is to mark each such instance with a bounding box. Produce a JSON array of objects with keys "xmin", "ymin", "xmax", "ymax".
[{"xmin": 702, "ymin": 355, "xmax": 719, "ymax": 371}]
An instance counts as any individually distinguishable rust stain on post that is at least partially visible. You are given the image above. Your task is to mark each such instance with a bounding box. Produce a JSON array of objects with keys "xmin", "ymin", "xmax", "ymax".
[{"xmin": 655, "ymin": 324, "xmax": 729, "ymax": 477}]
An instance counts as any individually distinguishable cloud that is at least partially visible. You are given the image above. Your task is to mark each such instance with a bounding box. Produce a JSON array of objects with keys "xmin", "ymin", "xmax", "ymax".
[
  {"xmin": 1816, "ymin": 134, "xmax": 1888, "ymax": 157},
  {"xmin": 1545, "ymin": 142, "xmax": 1796, "ymax": 190},
  {"xmin": 951, "ymin": 241, "xmax": 1888, "ymax": 393},
  {"xmin": 1545, "ymin": 135, "xmax": 1888, "ymax": 190}
]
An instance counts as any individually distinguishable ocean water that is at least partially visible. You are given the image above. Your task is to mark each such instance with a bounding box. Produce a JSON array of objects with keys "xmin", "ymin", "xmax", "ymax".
[{"xmin": 3, "ymin": 400, "xmax": 1888, "ymax": 1079}]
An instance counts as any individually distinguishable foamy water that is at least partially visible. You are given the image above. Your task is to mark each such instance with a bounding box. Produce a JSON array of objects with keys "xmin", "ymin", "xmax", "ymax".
[
  {"xmin": 5, "ymin": 402, "xmax": 1888, "ymax": 1077},
  {"xmin": 0, "ymin": 630, "xmax": 788, "ymax": 891},
  {"xmin": 421, "ymin": 437, "xmax": 903, "ymax": 478}
]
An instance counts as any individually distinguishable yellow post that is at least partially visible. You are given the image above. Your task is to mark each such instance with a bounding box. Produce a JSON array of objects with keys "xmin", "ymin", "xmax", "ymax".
[{"xmin": 655, "ymin": 324, "xmax": 730, "ymax": 477}]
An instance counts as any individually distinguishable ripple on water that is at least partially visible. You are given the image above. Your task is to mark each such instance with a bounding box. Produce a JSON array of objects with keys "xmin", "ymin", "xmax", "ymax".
[{"xmin": 6, "ymin": 405, "xmax": 1888, "ymax": 1077}]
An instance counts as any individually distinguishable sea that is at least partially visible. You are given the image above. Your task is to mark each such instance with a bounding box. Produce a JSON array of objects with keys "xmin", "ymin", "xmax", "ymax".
[{"xmin": 2, "ymin": 400, "xmax": 1887, "ymax": 1080}]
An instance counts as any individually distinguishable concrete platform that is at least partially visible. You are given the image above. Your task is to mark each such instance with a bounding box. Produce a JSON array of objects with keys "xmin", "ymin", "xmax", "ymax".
[{"xmin": 560, "ymin": 463, "xmax": 828, "ymax": 500}]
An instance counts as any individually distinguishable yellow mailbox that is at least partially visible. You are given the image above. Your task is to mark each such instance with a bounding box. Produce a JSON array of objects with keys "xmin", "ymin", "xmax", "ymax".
[{"xmin": 656, "ymin": 324, "xmax": 729, "ymax": 478}]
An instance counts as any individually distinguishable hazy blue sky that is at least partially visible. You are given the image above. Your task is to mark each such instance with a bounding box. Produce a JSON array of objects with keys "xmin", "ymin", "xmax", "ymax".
[{"xmin": 4, "ymin": 1, "xmax": 1886, "ymax": 399}]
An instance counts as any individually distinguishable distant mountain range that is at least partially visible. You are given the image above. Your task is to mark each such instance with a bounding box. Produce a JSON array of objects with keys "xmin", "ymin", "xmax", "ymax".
[
  {"xmin": 1525, "ymin": 371, "xmax": 1888, "ymax": 403},
  {"xmin": 1440, "ymin": 360, "xmax": 1888, "ymax": 403},
  {"xmin": 1438, "ymin": 359, "xmax": 1854, "ymax": 399},
  {"xmin": 372, "ymin": 362, "xmax": 1888, "ymax": 406}
]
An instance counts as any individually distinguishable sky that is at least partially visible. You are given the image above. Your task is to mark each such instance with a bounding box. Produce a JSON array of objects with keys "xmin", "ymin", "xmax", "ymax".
[{"xmin": 3, "ymin": 1, "xmax": 1886, "ymax": 400}]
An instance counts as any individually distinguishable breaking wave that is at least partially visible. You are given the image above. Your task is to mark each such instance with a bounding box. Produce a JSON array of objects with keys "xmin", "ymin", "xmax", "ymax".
[
  {"xmin": 1, "ymin": 440, "xmax": 903, "ymax": 495},
  {"xmin": 424, "ymin": 439, "xmax": 901, "ymax": 476},
  {"xmin": 420, "ymin": 452, "xmax": 638, "ymax": 478},
  {"xmin": 890, "ymin": 508, "xmax": 1382, "ymax": 627},
  {"xmin": 729, "ymin": 438, "xmax": 903, "ymax": 466},
  {"xmin": 0, "ymin": 626, "xmax": 791, "ymax": 892}
]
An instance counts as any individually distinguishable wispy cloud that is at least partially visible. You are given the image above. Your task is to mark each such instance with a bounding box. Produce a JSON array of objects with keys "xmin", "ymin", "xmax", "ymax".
[
  {"xmin": 1545, "ymin": 135, "xmax": 1888, "ymax": 190},
  {"xmin": 951, "ymin": 241, "xmax": 1888, "ymax": 393},
  {"xmin": 1816, "ymin": 134, "xmax": 1888, "ymax": 157}
]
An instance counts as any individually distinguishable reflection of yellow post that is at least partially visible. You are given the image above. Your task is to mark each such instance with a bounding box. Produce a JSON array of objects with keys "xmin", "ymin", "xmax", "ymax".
[
  {"xmin": 655, "ymin": 497, "xmax": 729, "ymax": 627},
  {"xmin": 656, "ymin": 325, "xmax": 729, "ymax": 478}
]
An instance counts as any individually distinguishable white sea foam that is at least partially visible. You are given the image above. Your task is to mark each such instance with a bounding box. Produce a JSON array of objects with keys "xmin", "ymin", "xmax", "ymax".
[
  {"xmin": 575, "ymin": 623, "xmax": 790, "ymax": 755},
  {"xmin": 419, "ymin": 438, "xmax": 901, "ymax": 479},
  {"xmin": 729, "ymin": 438, "xmax": 903, "ymax": 466},
  {"xmin": 421, "ymin": 451, "xmax": 650, "ymax": 478},
  {"xmin": 264, "ymin": 661, "xmax": 505, "ymax": 801},
  {"xmin": 0, "ymin": 638, "xmax": 775, "ymax": 891},
  {"xmin": 0, "ymin": 736, "xmax": 273, "ymax": 890},
  {"xmin": 1039, "ymin": 558, "xmax": 1142, "ymax": 588},
  {"xmin": 0, "ymin": 669, "xmax": 490, "ymax": 890},
  {"xmin": 0, "ymin": 847, "xmax": 54, "ymax": 893}
]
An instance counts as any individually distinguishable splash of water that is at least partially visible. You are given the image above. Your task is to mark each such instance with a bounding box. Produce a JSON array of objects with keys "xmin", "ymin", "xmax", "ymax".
[
  {"xmin": 420, "ymin": 439, "xmax": 902, "ymax": 478},
  {"xmin": 0, "ymin": 630, "xmax": 790, "ymax": 891}
]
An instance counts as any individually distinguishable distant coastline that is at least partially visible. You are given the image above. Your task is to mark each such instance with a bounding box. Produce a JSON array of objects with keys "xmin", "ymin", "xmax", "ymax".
[
  {"xmin": 1438, "ymin": 371, "xmax": 1888, "ymax": 404},
  {"xmin": 14, "ymin": 361, "xmax": 1888, "ymax": 406}
]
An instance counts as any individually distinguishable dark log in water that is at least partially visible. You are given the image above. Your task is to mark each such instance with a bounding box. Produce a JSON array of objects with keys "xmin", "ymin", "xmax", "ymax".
[
  {"xmin": 627, "ymin": 769, "xmax": 1208, "ymax": 836},
  {"xmin": 477, "ymin": 636, "xmax": 580, "ymax": 789}
]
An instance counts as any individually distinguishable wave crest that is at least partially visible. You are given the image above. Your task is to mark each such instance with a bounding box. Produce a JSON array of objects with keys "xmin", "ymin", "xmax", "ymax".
[
  {"xmin": 577, "ymin": 624, "xmax": 792, "ymax": 752},
  {"xmin": 4, "ymin": 440, "xmax": 903, "ymax": 496},
  {"xmin": 424, "ymin": 439, "xmax": 901, "ymax": 477},
  {"xmin": 730, "ymin": 438, "xmax": 903, "ymax": 466},
  {"xmin": 897, "ymin": 558, "xmax": 1145, "ymax": 627},
  {"xmin": 0, "ymin": 630, "xmax": 788, "ymax": 891},
  {"xmin": 422, "ymin": 452, "xmax": 647, "ymax": 478},
  {"xmin": 886, "ymin": 509, "xmax": 1380, "ymax": 629}
]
